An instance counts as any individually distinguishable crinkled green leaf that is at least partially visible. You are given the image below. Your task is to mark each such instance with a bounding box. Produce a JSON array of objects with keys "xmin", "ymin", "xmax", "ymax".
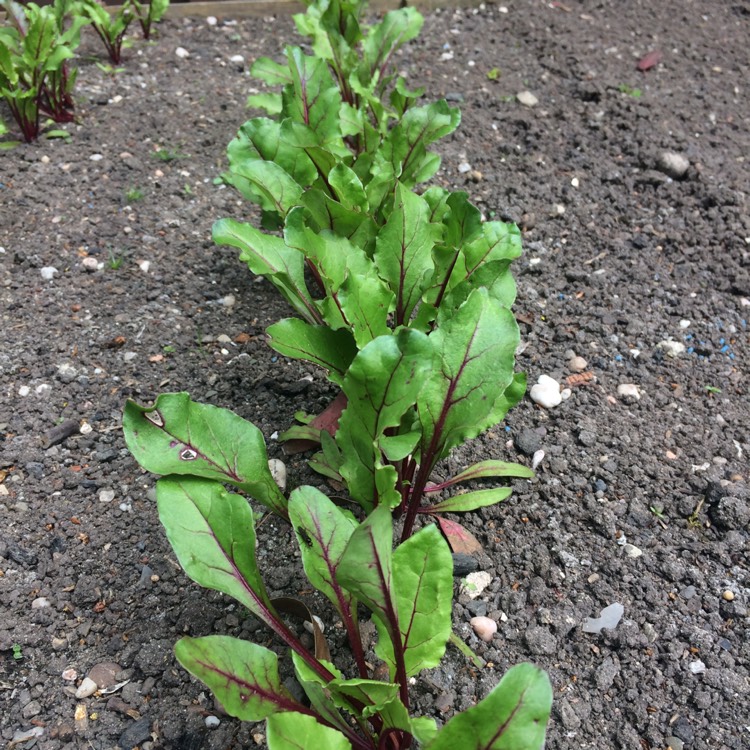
[
  {"xmin": 155, "ymin": 477, "xmax": 275, "ymax": 616},
  {"xmin": 212, "ymin": 218, "xmax": 319, "ymax": 325},
  {"xmin": 227, "ymin": 118, "xmax": 317, "ymax": 191},
  {"xmin": 337, "ymin": 329, "xmax": 433, "ymax": 510},
  {"xmin": 362, "ymin": 7, "xmax": 423, "ymax": 82},
  {"xmin": 374, "ymin": 524, "xmax": 452, "ymax": 678},
  {"xmin": 227, "ymin": 158, "xmax": 303, "ymax": 219},
  {"xmin": 328, "ymin": 162, "xmax": 368, "ymax": 211},
  {"xmin": 283, "ymin": 209, "xmax": 391, "ymax": 344},
  {"xmin": 123, "ymin": 392, "xmax": 288, "ymax": 516},
  {"xmin": 267, "ymin": 319, "xmax": 357, "ymax": 385},
  {"xmin": 424, "ymin": 664, "xmax": 552, "ymax": 750},
  {"xmin": 284, "ymin": 46, "xmax": 342, "ymax": 135},
  {"xmin": 417, "ymin": 289, "xmax": 519, "ymax": 466},
  {"xmin": 175, "ymin": 636, "xmax": 306, "ymax": 722},
  {"xmin": 246, "ymin": 92, "xmax": 283, "ymax": 115},
  {"xmin": 267, "ymin": 711, "xmax": 352, "ymax": 750},
  {"xmin": 374, "ymin": 182, "xmax": 438, "ymax": 325}
]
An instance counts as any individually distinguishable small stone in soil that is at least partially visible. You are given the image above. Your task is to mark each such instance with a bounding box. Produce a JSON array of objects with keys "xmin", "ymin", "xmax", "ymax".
[
  {"xmin": 568, "ymin": 355, "xmax": 588, "ymax": 372},
  {"xmin": 452, "ymin": 553, "xmax": 478, "ymax": 576},
  {"xmin": 530, "ymin": 374, "xmax": 563, "ymax": 408},
  {"xmin": 461, "ymin": 571, "xmax": 491, "ymax": 599},
  {"xmin": 175, "ymin": 47, "xmax": 190, "ymax": 59},
  {"xmin": 514, "ymin": 428, "xmax": 541, "ymax": 456},
  {"xmin": 75, "ymin": 677, "xmax": 98, "ymax": 698},
  {"xmin": 470, "ymin": 616, "xmax": 497, "ymax": 642},
  {"xmin": 99, "ymin": 489, "xmax": 115, "ymax": 503},
  {"xmin": 205, "ymin": 715, "xmax": 221, "ymax": 728},
  {"xmin": 517, "ymin": 90, "xmax": 539, "ymax": 107},
  {"xmin": 657, "ymin": 151, "xmax": 690, "ymax": 178},
  {"xmin": 582, "ymin": 602, "xmax": 624, "ymax": 633},
  {"xmin": 119, "ymin": 715, "xmax": 152, "ymax": 750},
  {"xmin": 617, "ymin": 383, "xmax": 641, "ymax": 402}
]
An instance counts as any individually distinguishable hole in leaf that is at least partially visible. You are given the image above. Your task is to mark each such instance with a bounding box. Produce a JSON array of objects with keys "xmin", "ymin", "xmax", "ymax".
[{"xmin": 179, "ymin": 448, "xmax": 198, "ymax": 461}]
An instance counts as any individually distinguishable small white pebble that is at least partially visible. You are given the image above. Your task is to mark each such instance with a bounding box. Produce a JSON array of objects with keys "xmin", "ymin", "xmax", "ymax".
[
  {"xmin": 470, "ymin": 616, "xmax": 497, "ymax": 643},
  {"xmin": 32, "ymin": 597, "xmax": 51, "ymax": 609},
  {"xmin": 18, "ymin": 385, "xmax": 30, "ymax": 397},
  {"xmin": 658, "ymin": 340, "xmax": 686, "ymax": 358},
  {"xmin": 530, "ymin": 374, "xmax": 563, "ymax": 409},
  {"xmin": 80, "ymin": 422, "xmax": 93, "ymax": 435},
  {"xmin": 531, "ymin": 450, "xmax": 545, "ymax": 470},
  {"xmin": 75, "ymin": 677, "xmax": 98, "ymax": 699},
  {"xmin": 689, "ymin": 660, "xmax": 706, "ymax": 674},
  {"xmin": 206, "ymin": 15, "xmax": 217, "ymax": 25},
  {"xmin": 137, "ymin": 260, "xmax": 150, "ymax": 273},
  {"xmin": 229, "ymin": 54, "xmax": 244, "ymax": 64},
  {"xmin": 89, "ymin": 154, "xmax": 103, "ymax": 161},
  {"xmin": 623, "ymin": 543, "xmax": 643, "ymax": 559},
  {"xmin": 516, "ymin": 90, "xmax": 538, "ymax": 107},
  {"xmin": 617, "ymin": 383, "xmax": 641, "ymax": 401},
  {"xmin": 461, "ymin": 571, "xmax": 491, "ymax": 599},
  {"xmin": 205, "ymin": 715, "xmax": 221, "ymax": 729},
  {"xmin": 571, "ymin": 177, "xmax": 579, "ymax": 187},
  {"xmin": 175, "ymin": 47, "xmax": 190, "ymax": 59},
  {"xmin": 722, "ymin": 590, "xmax": 735, "ymax": 601},
  {"xmin": 62, "ymin": 668, "xmax": 78, "ymax": 682},
  {"xmin": 40, "ymin": 266, "xmax": 58, "ymax": 281},
  {"xmin": 222, "ymin": 294, "xmax": 236, "ymax": 308},
  {"xmin": 679, "ymin": 319, "xmax": 691, "ymax": 329},
  {"xmin": 99, "ymin": 489, "xmax": 115, "ymax": 503},
  {"xmin": 82, "ymin": 257, "xmax": 99, "ymax": 272},
  {"xmin": 568, "ymin": 355, "xmax": 588, "ymax": 372}
]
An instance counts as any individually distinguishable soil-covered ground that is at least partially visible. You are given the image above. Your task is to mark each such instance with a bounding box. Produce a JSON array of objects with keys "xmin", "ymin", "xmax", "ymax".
[{"xmin": 1, "ymin": 1, "xmax": 749, "ymax": 748}]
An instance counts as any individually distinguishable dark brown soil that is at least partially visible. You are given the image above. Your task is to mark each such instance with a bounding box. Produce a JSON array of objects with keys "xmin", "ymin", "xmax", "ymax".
[{"xmin": 1, "ymin": 2, "xmax": 748, "ymax": 749}]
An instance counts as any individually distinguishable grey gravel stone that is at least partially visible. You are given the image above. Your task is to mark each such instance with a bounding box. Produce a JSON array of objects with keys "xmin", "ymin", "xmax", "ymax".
[
  {"xmin": 515, "ymin": 428, "xmax": 542, "ymax": 456},
  {"xmin": 595, "ymin": 656, "xmax": 620, "ymax": 691}
]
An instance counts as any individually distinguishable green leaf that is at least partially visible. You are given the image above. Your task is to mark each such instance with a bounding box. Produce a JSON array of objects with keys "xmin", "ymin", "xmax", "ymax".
[
  {"xmin": 289, "ymin": 654, "xmax": 352, "ymax": 737},
  {"xmin": 251, "ymin": 56, "xmax": 293, "ymax": 86},
  {"xmin": 328, "ymin": 162, "xmax": 368, "ymax": 211},
  {"xmin": 123, "ymin": 392, "xmax": 287, "ymax": 516},
  {"xmin": 174, "ymin": 636, "xmax": 306, "ymax": 722},
  {"xmin": 267, "ymin": 711, "xmax": 352, "ymax": 750},
  {"xmin": 374, "ymin": 524, "xmax": 452, "ymax": 678},
  {"xmin": 156, "ymin": 477, "xmax": 275, "ymax": 617},
  {"xmin": 284, "ymin": 46, "xmax": 342, "ymax": 136},
  {"xmin": 441, "ymin": 460, "xmax": 534, "ymax": 488},
  {"xmin": 427, "ymin": 487, "xmax": 512, "ymax": 514},
  {"xmin": 283, "ymin": 209, "xmax": 391, "ymax": 345},
  {"xmin": 267, "ymin": 319, "xmax": 357, "ymax": 385},
  {"xmin": 288, "ymin": 486, "xmax": 358, "ymax": 621},
  {"xmin": 417, "ymin": 289, "xmax": 520, "ymax": 466},
  {"xmin": 424, "ymin": 664, "xmax": 552, "ymax": 750},
  {"xmin": 212, "ymin": 217, "xmax": 320, "ymax": 325},
  {"xmin": 227, "ymin": 118, "xmax": 317, "ymax": 191},
  {"xmin": 228, "ymin": 158, "xmax": 303, "ymax": 218},
  {"xmin": 246, "ymin": 92, "xmax": 283, "ymax": 114},
  {"xmin": 337, "ymin": 329, "xmax": 433, "ymax": 510},
  {"xmin": 337, "ymin": 503, "xmax": 397, "ymax": 640},
  {"xmin": 362, "ymin": 8, "xmax": 423, "ymax": 78},
  {"xmin": 374, "ymin": 182, "xmax": 438, "ymax": 325}
]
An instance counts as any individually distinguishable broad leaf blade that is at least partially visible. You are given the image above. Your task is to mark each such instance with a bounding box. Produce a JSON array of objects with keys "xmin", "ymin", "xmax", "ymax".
[
  {"xmin": 443, "ymin": 460, "xmax": 534, "ymax": 487},
  {"xmin": 213, "ymin": 217, "xmax": 319, "ymax": 325},
  {"xmin": 175, "ymin": 636, "xmax": 305, "ymax": 722},
  {"xmin": 424, "ymin": 664, "xmax": 552, "ymax": 750},
  {"xmin": 337, "ymin": 329, "xmax": 433, "ymax": 510},
  {"xmin": 288, "ymin": 486, "xmax": 358, "ymax": 621},
  {"xmin": 156, "ymin": 477, "xmax": 274, "ymax": 618},
  {"xmin": 374, "ymin": 182, "xmax": 438, "ymax": 325},
  {"xmin": 123, "ymin": 393, "xmax": 287, "ymax": 516},
  {"xmin": 267, "ymin": 711, "xmax": 352, "ymax": 750},
  {"xmin": 417, "ymin": 289, "xmax": 519, "ymax": 466},
  {"xmin": 267, "ymin": 319, "xmax": 357, "ymax": 385},
  {"xmin": 375, "ymin": 524, "xmax": 452, "ymax": 678},
  {"xmin": 337, "ymin": 504, "xmax": 397, "ymax": 640}
]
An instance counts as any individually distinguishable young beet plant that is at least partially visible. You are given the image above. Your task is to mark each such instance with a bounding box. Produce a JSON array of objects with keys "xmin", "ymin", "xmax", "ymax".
[
  {"xmin": 130, "ymin": 0, "xmax": 169, "ymax": 40},
  {"xmin": 226, "ymin": 0, "xmax": 449, "ymax": 231},
  {"xmin": 77, "ymin": 0, "xmax": 134, "ymax": 65},
  {"xmin": 0, "ymin": 0, "xmax": 85, "ymax": 141},
  {"xmin": 123, "ymin": 397, "xmax": 552, "ymax": 749}
]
